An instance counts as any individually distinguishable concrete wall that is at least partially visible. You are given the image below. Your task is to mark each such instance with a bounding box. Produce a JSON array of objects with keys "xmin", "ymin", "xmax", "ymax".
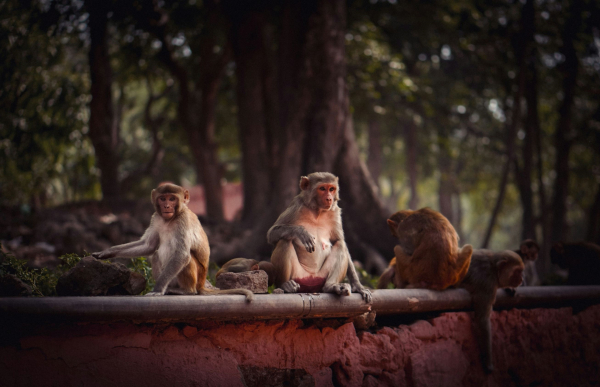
[{"xmin": 1, "ymin": 305, "xmax": 599, "ymax": 387}]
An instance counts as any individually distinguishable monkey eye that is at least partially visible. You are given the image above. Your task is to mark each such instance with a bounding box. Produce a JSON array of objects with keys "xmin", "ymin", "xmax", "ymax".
[
  {"xmin": 329, "ymin": 187, "xmax": 335, "ymax": 192},
  {"xmin": 320, "ymin": 186, "xmax": 326, "ymax": 191}
]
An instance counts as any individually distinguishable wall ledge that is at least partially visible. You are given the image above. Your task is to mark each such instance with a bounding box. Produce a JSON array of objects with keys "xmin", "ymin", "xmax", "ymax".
[{"xmin": 1, "ymin": 285, "xmax": 600, "ymax": 323}]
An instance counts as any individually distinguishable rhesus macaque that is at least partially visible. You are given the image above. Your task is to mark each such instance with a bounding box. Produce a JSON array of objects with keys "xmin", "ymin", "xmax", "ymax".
[
  {"xmin": 267, "ymin": 172, "xmax": 372, "ymax": 303},
  {"xmin": 376, "ymin": 208, "xmax": 472, "ymax": 290},
  {"xmin": 216, "ymin": 258, "xmax": 275, "ymax": 286},
  {"xmin": 92, "ymin": 183, "xmax": 253, "ymax": 300},
  {"xmin": 551, "ymin": 241, "xmax": 600, "ymax": 285},
  {"xmin": 514, "ymin": 239, "xmax": 540, "ymax": 286},
  {"xmin": 457, "ymin": 249, "xmax": 524, "ymax": 373}
]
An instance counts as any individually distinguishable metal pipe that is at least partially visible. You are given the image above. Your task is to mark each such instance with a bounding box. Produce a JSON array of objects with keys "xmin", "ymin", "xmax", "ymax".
[{"xmin": 1, "ymin": 286, "xmax": 599, "ymax": 323}]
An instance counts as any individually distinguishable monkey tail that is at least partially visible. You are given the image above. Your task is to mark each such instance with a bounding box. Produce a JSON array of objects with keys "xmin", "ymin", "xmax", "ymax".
[
  {"xmin": 377, "ymin": 264, "xmax": 396, "ymax": 289},
  {"xmin": 199, "ymin": 287, "xmax": 254, "ymax": 302},
  {"xmin": 453, "ymin": 244, "xmax": 473, "ymax": 284}
]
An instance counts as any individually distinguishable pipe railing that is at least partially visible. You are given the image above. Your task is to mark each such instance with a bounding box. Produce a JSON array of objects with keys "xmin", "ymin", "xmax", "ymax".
[{"xmin": 1, "ymin": 286, "xmax": 600, "ymax": 323}]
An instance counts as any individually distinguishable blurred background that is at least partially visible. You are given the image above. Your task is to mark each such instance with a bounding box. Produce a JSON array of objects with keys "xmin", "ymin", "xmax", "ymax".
[{"xmin": 1, "ymin": 0, "xmax": 599, "ymax": 282}]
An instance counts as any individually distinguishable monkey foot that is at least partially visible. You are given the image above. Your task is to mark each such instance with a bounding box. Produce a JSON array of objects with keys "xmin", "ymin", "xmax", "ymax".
[
  {"xmin": 281, "ymin": 280, "xmax": 301, "ymax": 293},
  {"xmin": 143, "ymin": 292, "xmax": 163, "ymax": 296},
  {"xmin": 327, "ymin": 283, "xmax": 351, "ymax": 296},
  {"xmin": 353, "ymin": 286, "xmax": 373, "ymax": 303}
]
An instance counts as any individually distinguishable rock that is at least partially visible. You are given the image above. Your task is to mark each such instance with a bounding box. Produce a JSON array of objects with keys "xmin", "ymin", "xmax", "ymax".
[
  {"xmin": 350, "ymin": 311, "xmax": 377, "ymax": 331},
  {"xmin": 239, "ymin": 366, "xmax": 314, "ymax": 387},
  {"xmin": 0, "ymin": 274, "xmax": 33, "ymax": 297},
  {"xmin": 56, "ymin": 256, "xmax": 146, "ymax": 296},
  {"xmin": 215, "ymin": 270, "xmax": 268, "ymax": 293},
  {"xmin": 273, "ymin": 288, "xmax": 285, "ymax": 294}
]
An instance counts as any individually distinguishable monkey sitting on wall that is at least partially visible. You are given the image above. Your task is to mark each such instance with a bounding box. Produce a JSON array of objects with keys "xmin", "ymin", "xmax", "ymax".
[
  {"xmin": 551, "ymin": 241, "xmax": 600, "ymax": 285},
  {"xmin": 456, "ymin": 249, "xmax": 524, "ymax": 373},
  {"xmin": 92, "ymin": 183, "xmax": 253, "ymax": 300},
  {"xmin": 514, "ymin": 239, "xmax": 540, "ymax": 286},
  {"xmin": 216, "ymin": 258, "xmax": 275, "ymax": 286},
  {"xmin": 267, "ymin": 172, "xmax": 372, "ymax": 303},
  {"xmin": 377, "ymin": 208, "xmax": 472, "ymax": 290}
]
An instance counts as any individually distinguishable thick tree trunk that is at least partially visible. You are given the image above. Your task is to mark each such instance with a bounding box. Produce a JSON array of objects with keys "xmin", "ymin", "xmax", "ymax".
[
  {"xmin": 367, "ymin": 119, "xmax": 382, "ymax": 187},
  {"xmin": 550, "ymin": 0, "xmax": 582, "ymax": 244},
  {"xmin": 438, "ymin": 137, "xmax": 454, "ymax": 224},
  {"xmin": 588, "ymin": 183, "xmax": 600, "ymax": 245},
  {"xmin": 86, "ymin": 0, "xmax": 120, "ymax": 200},
  {"xmin": 404, "ymin": 122, "xmax": 419, "ymax": 210}
]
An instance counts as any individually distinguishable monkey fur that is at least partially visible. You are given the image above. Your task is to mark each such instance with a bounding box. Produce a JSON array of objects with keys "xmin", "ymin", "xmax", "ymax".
[
  {"xmin": 216, "ymin": 258, "xmax": 275, "ymax": 286},
  {"xmin": 92, "ymin": 183, "xmax": 253, "ymax": 300},
  {"xmin": 514, "ymin": 239, "xmax": 540, "ymax": 286},
  {"xmin": 457, "ymin": 249, "xmax": 524, "ymax": 373},
  {"xmin": 551, "ymin": 241, "xmax": 600, "ymax": 285},
  {"xmin": 267, "ymin": 172, "xmax": 372, "ymax": 302},
  {"xmin": 377, "ymin": 208, "xmax": 472, "ymax": 290}
]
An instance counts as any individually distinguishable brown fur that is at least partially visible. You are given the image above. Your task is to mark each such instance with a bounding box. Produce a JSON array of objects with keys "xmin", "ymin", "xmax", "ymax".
[
  {"xmin": 216, "ymin": 258, "xmax": 275, "ymax": 286},
  {"xmin": 378, "ymin": 208, "xmax": 472, "ymax": 290}
]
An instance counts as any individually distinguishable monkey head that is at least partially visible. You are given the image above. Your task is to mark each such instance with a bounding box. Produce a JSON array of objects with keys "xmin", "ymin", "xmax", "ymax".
[
  {"xmin": 519, "ymin": 239, "xmax": 539, "ymax": 262},
  {"xmin": 497, "ymin": 251, "xmax": 524, "ymax": 288},
  {"xmin": 387, "ymin": 210, "xmax": 412, "ymax": 238},
  {"xmin": 299, "ymin": 172, "xmax": 340, "ymax": 211},
  {"xmin": 151, "ymin": 183, "xmax": 190, "ymax": 220}
]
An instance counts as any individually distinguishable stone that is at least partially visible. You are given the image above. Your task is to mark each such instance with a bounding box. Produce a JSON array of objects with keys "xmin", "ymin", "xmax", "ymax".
[
  {"xmin": 272, "ymin": 288, "xmax": 285, "ymax": 294},
  {"xmin": 350, "ymin": 311, "xmax": 377, "ymax": 331},
  {"xmin": 215, "ymin": 270, "xmax": 268, "ymax": 293},
  {"xmin": 0, "ymin": 274, "xmax": 33, "ymax": 296},
  {"xmin": 239, "ymin": 366, "xmax": 315, "ymax": 387},
  {"xmin": 56, "ymin": 256, "xmax": 146, "ymax": 296}
]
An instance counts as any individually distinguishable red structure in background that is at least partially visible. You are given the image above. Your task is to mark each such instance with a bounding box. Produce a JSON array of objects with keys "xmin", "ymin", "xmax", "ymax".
[{"xmin": 186, "ymin": 182, "xmax": 243, "ymax": 221}]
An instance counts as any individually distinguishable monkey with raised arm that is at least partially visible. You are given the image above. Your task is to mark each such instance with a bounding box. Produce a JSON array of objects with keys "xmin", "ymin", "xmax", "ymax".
[
  {"xmin": 457, "ymin": 249, "xmax": 524, "ymax": 373},
  {"xmin": 216, "ymin": 258, "xmax": 275, "ymax": 286},
  {"xmin": 377, "ymin": 208, "xmax": 472, "ymax": 290},
  {"xmin": 267, "ymin": 172, "xmax": 372, "ymax": 303},
  {"xmin": 92, "ymin": 183, "xmax": 253, "ymax": 300}
]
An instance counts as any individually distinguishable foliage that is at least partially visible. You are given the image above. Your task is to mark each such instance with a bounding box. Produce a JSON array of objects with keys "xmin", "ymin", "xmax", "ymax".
[
  {"xmin": 128, "ymin": 256, "xmax": 155, "ymax": 295},
  {"xmin": 0, "ymin": 245, "xmax": 82, "ymax": 296}
]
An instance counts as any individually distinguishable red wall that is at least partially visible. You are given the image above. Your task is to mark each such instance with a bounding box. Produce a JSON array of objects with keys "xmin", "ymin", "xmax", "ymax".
[{"xmin": 2, "ymin": 305, "xmax": 599, "ymax": 386}]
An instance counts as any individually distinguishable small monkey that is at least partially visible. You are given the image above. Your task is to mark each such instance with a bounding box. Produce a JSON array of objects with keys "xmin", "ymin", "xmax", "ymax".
[
  {"xmin": 514, "ymin": 239, "xmax": 540, "ymax": 286},
  {"xmin": 92, "ymin": 183, "xmax": 253, "ymax": 300},
  {"xmin": 216, "ymin": 258, "xmax": 275, "ymax": 286},
  {"xmin": 377, "ymin": 208, "xmax": 472, "ymax": 290},
  {"xmin": 267, "ymin": 172, "xmax": 372, "ymax": 303},
  {"xmin": 551, "ymin": 241, "xmax": 600, "ymax": 285},
  {"xmin": 457, "ymin": 249, "xmax": 524, "ymax": 373}
]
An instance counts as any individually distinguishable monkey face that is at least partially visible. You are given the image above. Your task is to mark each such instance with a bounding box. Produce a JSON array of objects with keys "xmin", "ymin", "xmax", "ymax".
[
  {"xmin": 316, "ymin": 183, "xmax": 337, "ymax": 210},
  {"xmin": 157, "ymin": 194, "xmax": 179, "ymax": 220}
]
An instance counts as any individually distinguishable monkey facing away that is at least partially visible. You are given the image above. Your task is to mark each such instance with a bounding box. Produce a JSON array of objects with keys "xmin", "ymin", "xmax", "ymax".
[
  {"xmin": 92, "ymin": 183, "xmax": 253, "ymax": 300},
  {"xmin": 377, "ymin": 208, "xmax": 472, "ymax": 290},
  {"xmin": 515, "ymin": 239, "xmax": 540, "ymax": 286},
  {"xmin": 267, "ymin": 172, "xmax": 372, "ymax": 303},
  {"xmin": 457, "ymin": 249, "xmax": 524, "ymax": 373},
  {"xmin": 216, "ymin": 258, "xmax": 275, "ymax": 286},
  {"xmin": 551, "ymin": 241, "xmax": 600, "ymax": 285}
]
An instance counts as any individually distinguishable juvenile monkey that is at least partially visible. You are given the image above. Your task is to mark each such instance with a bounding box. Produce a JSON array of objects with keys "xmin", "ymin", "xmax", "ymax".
[
  {"xmin": 92, "ymin": 183, "xmax": 253, "ymax": 300},
  {"xmin": 267, "ymin": 172, "xmax": 372, "ymax": 303},
  {"xmin": 551, "ymin": 241, "xmax": 600, "ymax": 285},
  {"xmin": 377, "ymin": 208, "xmax": 472, "ymax": 290},
  {"xmin": 216, "ymin": 258, "xmax": 275, "ymax": 286},
  {"xmin": 457, "ymin": 249, "xmax": 524, "ymax": 373},
  {"xmin": 514, "ymin": 239, "xmax": 540, "ymax": 286}
]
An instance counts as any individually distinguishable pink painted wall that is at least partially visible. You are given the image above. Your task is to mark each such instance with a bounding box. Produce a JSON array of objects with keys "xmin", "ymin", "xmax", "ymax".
[{"xmin": 2, "ymin": 305, "xmax": 600, "ymax": 386}]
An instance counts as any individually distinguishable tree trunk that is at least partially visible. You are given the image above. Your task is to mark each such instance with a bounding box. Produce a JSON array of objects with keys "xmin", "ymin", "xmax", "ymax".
[
  {"xmin": 588, "ymin": 183, "xmax": 600, "ymax": 245},
  {"xmin": 438, "ymin": 136, "xmax": 454, "ymax": 224},
  {"xmin": 86, "ymin": 0, "xmax": 120, "ymax": 200},
  {"xmin": 404, "ymin": 121, "xmax": 419, "ymax": 210},
  {"xmin": 550, "ymin": 0, "xmax": 582, "ymax": 244},
  {"xmin": 367, "ymin": 119, "xmax": 382, "ymax": 187}
]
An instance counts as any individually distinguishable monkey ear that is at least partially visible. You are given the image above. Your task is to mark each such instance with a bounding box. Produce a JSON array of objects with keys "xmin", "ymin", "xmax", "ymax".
[
  {"xmin": 387, "ymin": 219, "xmax": 399, "ymax": 237},
  {"xmin": 300, "ymin": 176, "xmax": 310, "ymax": 191},
  {"xmin": 182, "ymin": 189, "xmax": 190, "ymax": 204},
  {"xmin": 151, "ymin": 189, "xmax": 158, "ymax": 205}
]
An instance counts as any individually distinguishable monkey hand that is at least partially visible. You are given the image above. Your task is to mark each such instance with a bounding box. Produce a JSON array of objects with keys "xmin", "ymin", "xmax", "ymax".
[
  {"xmin": 352, "ymin": 285, "xmax": 373, "ymax": 303},
  {"xmin": 296, "ymin": 231, "xmax": 316, "ymax": 253},
  {"xmin": 280, "ymin": 280, "xmax": 301, "ymax": 293},
  {"xmin": 91, "ymin": 250, "xmax": 116, "ymax": 260}
]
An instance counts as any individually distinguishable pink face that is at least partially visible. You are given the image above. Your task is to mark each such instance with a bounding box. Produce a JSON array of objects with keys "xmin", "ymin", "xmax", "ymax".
[
  {"xmin": 317, "ymin": 183, "xmax": 337, "ymax": 210},
  {"xmin": 158, "ymin": 194, "xmax": 178, "ymax": 220}
]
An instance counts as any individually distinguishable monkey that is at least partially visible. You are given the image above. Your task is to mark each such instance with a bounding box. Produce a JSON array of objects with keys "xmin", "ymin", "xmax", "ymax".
[
  {"xmin": 267, "ymin": 172, "xmax": 372, "ymax": 303},
  {"xmin": 514, "ymin": 239, "xmax": 540, "ymax": 286},
  {"xmin": 551, "ymin": 241, "xmax": 600, "ymax": 285},
  {"xmin": 92, "ymin": 183, "xmax": 253, "ymax": 300},
  {"xmin": 216, "ymin": 258, "xmax": 275, "ymax": 286},
  {"xmin": 456, "ymin": 249, "xmax": 524, "ymax": 373},
  {"xmin": 376, "ymin": 208, "xmax": 472, "ymax": 290}
]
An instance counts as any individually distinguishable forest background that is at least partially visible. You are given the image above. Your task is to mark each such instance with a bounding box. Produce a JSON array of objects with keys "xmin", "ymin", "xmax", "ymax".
[{"xmin": 1, "ymin": 0, "xmax": 599, "ymax": 281}]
